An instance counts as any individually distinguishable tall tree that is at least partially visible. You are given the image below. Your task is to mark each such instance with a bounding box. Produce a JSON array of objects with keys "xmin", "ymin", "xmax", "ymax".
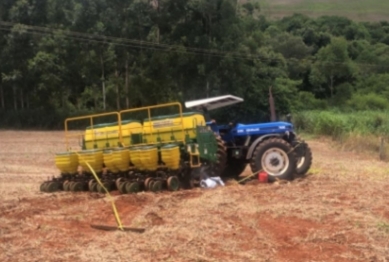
[{"xmin": 310, "ymin": 37, "xmax": 356, "ymax": 99}]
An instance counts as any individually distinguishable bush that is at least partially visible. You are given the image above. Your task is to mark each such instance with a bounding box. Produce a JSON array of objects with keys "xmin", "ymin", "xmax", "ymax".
[
  {"xmin": 347, "ymin": 93, "xmax": 389, "ymax": 110},
  {"xmin": 294, "ymin": 110, "xmax": 389, "ymax": 139},
  {"xmin": 293, "ymin": 91, "xmax": 328, "ymax": 111}
]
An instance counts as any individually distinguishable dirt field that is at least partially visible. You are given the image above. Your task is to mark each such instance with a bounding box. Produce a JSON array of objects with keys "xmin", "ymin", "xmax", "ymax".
[{"xmin": 1, "ymin": 130, "xmax": 389, "ymax": 262}]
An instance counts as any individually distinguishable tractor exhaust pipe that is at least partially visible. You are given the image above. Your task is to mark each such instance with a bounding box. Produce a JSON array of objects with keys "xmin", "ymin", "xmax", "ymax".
[{"xmin": 269, "ymin": 86, "xmax": 276, "ymax": 122}]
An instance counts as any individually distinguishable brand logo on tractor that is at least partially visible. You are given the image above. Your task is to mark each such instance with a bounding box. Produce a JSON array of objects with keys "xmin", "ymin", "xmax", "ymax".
[
  {"xmin": 246, "ymin": 128, "xmax": 260, "ymax": 132},
  {"xmin": 237, "ymin": 128, "xmax": 261, "ymax": 133}
]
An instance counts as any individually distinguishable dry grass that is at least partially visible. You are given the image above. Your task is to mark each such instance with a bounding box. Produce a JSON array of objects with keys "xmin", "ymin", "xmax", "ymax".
[
  {"xmin": 1, "ymin": 131, "xmax": 389, "ymax": 261},
  {"xmin": 338, "ymin": 134, "xmax": 389, "ymax": 163}
]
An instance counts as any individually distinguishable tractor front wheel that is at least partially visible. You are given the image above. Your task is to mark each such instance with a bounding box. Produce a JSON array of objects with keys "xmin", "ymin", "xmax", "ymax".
[
  {"xmin": 250, "ymin": 138, "xmax": 297, "ymax": 182},
  {"xmin": 295, "ymin": 144, "xmax": 313, "ymax": 176}
]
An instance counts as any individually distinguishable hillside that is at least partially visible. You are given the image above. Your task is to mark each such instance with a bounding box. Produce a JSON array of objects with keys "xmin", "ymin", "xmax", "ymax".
[{"xmin": 255, "ymin": 0, "xmax": 389, "ymax": 21}]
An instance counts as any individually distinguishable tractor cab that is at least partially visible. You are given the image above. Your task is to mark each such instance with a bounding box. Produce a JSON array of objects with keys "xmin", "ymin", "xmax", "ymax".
[
  {"xmin": 184, "ymin": 94, "xmax": 294, "ymax": 141},
  {"xmin": 184, "ymin": 94, "xmax": 244, "ymax": 135}
]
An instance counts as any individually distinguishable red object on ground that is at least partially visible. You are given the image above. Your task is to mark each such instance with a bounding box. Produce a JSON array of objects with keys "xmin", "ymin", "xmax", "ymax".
[{"xmin": 258, "ymin": 171, "xmax": 268, "ymax": 183}]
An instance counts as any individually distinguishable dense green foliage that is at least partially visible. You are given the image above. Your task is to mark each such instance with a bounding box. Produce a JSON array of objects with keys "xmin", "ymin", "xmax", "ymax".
[
  {"xmin": 293, "ymin": 110, "xmax": 389, "ymax": 160},
  {"xmin": 0, "ymin": 0, "xmax": 389, "ymax": 129},
  {"xmin": 294, "ymin": 110, "xmax": 389, "ymax": 139},
  {"xmin": 258, "ymin": 0, "xmax": 389, "ymax": 22}
]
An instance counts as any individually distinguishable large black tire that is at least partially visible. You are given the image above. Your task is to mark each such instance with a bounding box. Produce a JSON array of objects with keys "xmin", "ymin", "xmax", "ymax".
[
  {"xmin": 250, "ymin": 138, "xmax": 297, "ymax": 182},
  {"xmin": 221, "ymin": 160, "xmax": 247, "ymax": 178},
  {"xmin": 295, "ymin": 144, "xmax": 313, "ymax": 176},
  {"xmin": 209, "ymin": 135, "xmax": 227, "ymax": 177}
]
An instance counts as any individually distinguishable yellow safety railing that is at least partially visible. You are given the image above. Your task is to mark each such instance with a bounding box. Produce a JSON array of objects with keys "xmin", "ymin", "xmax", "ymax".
[
  {"xmin": 63, "ymin": 102, "xmax": 201, "ymax": 151},
  {"xmin": 64, "ymin": 112, "xmax": 123, "ymax": 150},
  {"xmin": 119, "ymin": 102, "xmax": 186, "ymax": 146}
]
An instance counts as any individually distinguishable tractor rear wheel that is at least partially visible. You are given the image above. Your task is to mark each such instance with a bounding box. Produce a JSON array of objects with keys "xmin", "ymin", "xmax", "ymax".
[
  {"xmin": 221, "ymin": 160, "xmax": 247, "ymax": 178},
  {"xmin": 250, "ymin": 138, "xmax": 297, "ymax": 182},
  {"xmin": 178, "ymin": 171, "xmax": 195, "ymax": 190},
  {"xmin": 209, "ymin": 135, "xmax": 227, "ymax": 177},
  {"xmin": 214, "ymin": 136, "xmax": 227, "ymax": 176}
]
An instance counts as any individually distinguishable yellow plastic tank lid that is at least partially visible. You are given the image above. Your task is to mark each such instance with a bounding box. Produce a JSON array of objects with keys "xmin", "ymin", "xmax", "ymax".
[
  {"xmin": 85, "ymin": 123, "xmax": 109, "ymax": 130},
  {"xmin": 55, "ymin": 152, "xmax": 76, "ymax": 156},
  {"xmin": 140, "ymin": 145, "xmax": 158, "ymax": 150},
  {"xmin": 129, "ymin": 146, "xmax": 142, "ymax": 151},
  {"xmin": 110, "ymin": 119, "xmax": 140, "ymax": 126},
  {"xmin": 86, "ymin": 119, "xmax": 140, "ymax": 130},
  {"xmin": 143, "ymin": 112, "xmax": 199, "ymax": 122},
  {"xmin": 161, "ymin": 143, "xmax": 179, "ymax": 149},
  {"xmin": 112, "ymin": 147, "xmax": 128, "ymax": 151},
  {"xmin": 79, "ymin": 149, "xmax": 101, "ymax": 154}
]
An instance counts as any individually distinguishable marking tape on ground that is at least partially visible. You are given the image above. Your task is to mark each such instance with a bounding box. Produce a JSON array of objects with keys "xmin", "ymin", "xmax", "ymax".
[{"xmin": 75, "ymin": 152, "xmax": 124, "ymax": 231}]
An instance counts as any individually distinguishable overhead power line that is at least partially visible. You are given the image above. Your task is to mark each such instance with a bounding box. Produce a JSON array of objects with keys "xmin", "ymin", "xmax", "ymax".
[{"xmin": 0, "ymin": 21, "xmax": 271, "ymax": 62}]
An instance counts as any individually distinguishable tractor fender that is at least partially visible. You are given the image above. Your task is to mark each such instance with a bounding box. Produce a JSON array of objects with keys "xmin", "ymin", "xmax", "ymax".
[{"xmin": 245, "ymin": 134, "xmax": 284, "ymax": 160}]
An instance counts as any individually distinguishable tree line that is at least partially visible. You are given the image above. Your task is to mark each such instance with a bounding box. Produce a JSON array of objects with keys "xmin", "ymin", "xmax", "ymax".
[{"xmin": 1, "ymin": 0, "xmax": 389, "ymax": 128}]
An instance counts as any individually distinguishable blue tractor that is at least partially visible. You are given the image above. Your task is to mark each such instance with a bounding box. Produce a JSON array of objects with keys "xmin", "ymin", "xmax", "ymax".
[{"xmin": 185, "ymin": 95, "xmax": 313, "ymax": 181}]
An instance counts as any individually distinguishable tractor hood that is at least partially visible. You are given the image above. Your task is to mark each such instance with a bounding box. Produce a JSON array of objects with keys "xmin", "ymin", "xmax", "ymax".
[{"xmin": 234, "ymin": 121, "xmax": 294, "ymax": 136}]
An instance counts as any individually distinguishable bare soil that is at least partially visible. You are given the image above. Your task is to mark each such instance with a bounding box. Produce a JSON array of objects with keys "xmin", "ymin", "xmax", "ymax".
[{"xmin": 1, "ymin": 131, "xmax": 389, "ymax": 262}]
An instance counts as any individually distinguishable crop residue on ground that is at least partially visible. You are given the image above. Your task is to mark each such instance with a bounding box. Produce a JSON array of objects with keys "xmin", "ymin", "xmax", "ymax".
[{"xmin": 0, "ymin": 131, "xmax": 388, "ymax": 261}]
